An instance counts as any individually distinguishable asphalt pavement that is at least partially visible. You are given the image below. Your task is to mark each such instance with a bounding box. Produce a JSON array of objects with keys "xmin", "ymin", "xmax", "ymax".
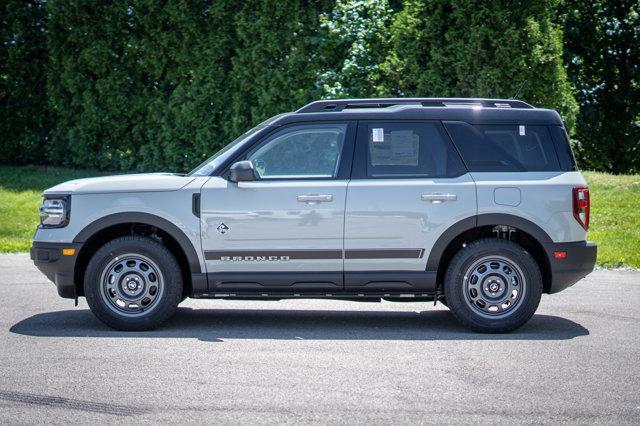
[{"xmin": 0, "ymin": 253, "xmax": 638, "ymax": 424}]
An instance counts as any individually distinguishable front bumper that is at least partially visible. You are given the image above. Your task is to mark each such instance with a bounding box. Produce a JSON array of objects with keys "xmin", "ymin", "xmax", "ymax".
[
  {"xmin": 30, "ymin": 241, "xmax": 83, "ymax": 299},
  {"xmin": 543, "ymin": 241, "xmax": 597, "ymax": 293}
]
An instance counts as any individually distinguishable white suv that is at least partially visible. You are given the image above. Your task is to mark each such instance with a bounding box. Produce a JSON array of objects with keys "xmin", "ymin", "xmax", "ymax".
[{"xmin": 31, "ymin": 98, "xmax": 597, "ymax": 332}]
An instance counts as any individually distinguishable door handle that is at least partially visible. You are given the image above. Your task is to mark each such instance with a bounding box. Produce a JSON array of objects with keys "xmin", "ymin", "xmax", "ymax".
[
  {"xmin": 297, "ymin": 194, "xmax": 333, "ymax": 204},
  {"xmin": 421, "ymin": 193, "xmax": 457, "ymax": 203}
]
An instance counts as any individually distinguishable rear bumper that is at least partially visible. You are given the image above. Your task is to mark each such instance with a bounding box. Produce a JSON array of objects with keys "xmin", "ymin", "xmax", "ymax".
[
  {"xmin": 544, "ymin": 241, "xmax": 597, "ymax": 293},
  {"xmin": 30, "ymin": 241, "xmax": 83, "ymax": 299}
]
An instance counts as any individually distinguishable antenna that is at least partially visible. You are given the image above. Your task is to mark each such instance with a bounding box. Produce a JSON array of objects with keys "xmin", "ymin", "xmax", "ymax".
[{"xmin": 512, "ymin": 80, "xmax": 527, "ymax": 99}]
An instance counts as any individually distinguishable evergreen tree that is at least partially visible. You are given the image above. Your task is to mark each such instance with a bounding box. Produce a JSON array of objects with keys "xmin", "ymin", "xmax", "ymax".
[
  {"xmin": 562, "ymin": 0, "xmax": 640, "ymax": 173},
  {"xmin": 225, "ymin": 0, "xmax": 329, "ymax": 139},
  {"xmin": 381, "ymin": 0, "xmax": 578, "ymax": 128},
  {"xmin": 0, "ymin": 0, "xmax": 49, "ymax": 165},
  {"xmin": 317, "ymin": 0, "xmax": 394, "ymax": 98}
]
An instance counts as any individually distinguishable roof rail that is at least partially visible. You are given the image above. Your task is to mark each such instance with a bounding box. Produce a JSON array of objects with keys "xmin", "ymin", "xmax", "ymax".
[{"xmin": 296, "ymin": 98, "xmax": 534, "ymax": 113}]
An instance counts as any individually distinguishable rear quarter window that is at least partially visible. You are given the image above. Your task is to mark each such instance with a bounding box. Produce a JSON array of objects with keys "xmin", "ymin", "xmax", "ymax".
[
  {"xmin": 548, "ymin": 125, "xmax": 578, "ymax": 171},
  {"xmin": 444, "ymin": 122, "xmax": 561, "ymax": 172}
]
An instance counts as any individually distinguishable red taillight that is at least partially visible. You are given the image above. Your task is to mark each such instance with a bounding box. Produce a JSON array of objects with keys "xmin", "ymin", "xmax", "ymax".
[
  {"xmin": 573, "ymin": 187, "xmax": 590, "ymax": 230},
  {"xmin": 554, "ymin": 251, "xmax": 567, "ymax": 259}
]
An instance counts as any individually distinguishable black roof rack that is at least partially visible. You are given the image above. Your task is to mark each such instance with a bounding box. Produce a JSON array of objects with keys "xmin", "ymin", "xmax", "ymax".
[{"xmin": 296, "ymin": 98, "xmax": 534, "ymax": 113}]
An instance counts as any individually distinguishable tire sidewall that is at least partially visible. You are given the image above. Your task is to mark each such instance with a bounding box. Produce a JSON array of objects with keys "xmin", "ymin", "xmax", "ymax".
[
  {"xmin": 84, "ymin": 236, "xmax": 183, "ymax": 331},
  {"xmin": 444, "ymin": 239, "xmax": 542, "ymax": 333}
]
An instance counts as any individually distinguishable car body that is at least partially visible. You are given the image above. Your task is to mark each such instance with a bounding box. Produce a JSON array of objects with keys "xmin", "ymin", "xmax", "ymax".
[{"xmin": 31, "ymin": 98, "xmax": 597, "ymax": 332}]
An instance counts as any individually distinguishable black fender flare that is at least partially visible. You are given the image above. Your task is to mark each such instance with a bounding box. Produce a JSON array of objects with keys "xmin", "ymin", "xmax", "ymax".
[
  {"xmin": 426, "ymin": 213, "xmax": 552, "ymax": 271},
  {"xmin": 73, "ymin": 212, "xmax": 202, "ymax": 274}
]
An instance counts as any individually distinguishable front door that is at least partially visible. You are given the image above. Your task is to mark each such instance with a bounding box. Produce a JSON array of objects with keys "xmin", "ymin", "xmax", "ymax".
[
  {"xmin": 344, "ymin": 121, "xmax": 477, "ymax": 292},
  {"xmin": 200, "ymin": 122, "xmax": 355, "ymax": 293}
]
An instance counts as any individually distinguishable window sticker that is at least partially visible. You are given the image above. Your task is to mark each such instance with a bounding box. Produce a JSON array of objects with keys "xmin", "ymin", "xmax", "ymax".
[
  {"xmin": 519, "ymin": 125, "xmax": 526, "ymax": 136},
  {"xmin": 372, "ymin": 128, "xmax": 384, "ymax": 143}
]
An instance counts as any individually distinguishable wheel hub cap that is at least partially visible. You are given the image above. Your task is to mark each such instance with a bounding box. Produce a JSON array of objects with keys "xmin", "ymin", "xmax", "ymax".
[
  {"xmin": 99, "ymin": 254, "xmax": 164, "ymax": 316},
  {"xmin": 463, "ymin": 256, "xmax": 526, "ymax": 318}
]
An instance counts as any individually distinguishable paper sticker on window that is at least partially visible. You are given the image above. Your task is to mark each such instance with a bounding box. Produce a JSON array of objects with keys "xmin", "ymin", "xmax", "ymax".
[
  {"xmin": 372, "ymin": 128, "xmax": 384, "ymax": 143},
  {"xmin": 519, "ymin": 125, "xmax": 526, "ymax": 136}
]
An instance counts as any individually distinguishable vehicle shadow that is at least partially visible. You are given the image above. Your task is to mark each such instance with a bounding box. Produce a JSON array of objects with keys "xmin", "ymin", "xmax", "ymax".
[{"xmin": 10, "ymin": 307, "xmax": 589, "ymax": 342}]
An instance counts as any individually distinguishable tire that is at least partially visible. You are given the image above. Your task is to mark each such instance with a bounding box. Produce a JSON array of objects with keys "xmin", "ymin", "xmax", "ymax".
[
  {"xmin": 444, "ymin": 238, "xmax": 542, "ymax": 333},
  {"xmin": 84, "ymin": 235, "xmax": 183, "ymax": 331}
]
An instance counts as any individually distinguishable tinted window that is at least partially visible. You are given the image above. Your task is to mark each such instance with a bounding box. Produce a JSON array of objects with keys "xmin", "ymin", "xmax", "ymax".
[
  {"xmin": 548, "ymin": 125, "xmax": 577, "ymax": 171},
  {"xmin": 444, "ymin": 122, "xmax": 560, "ymax": 172},
  {"xmin": 366, "ymin": 123, "xmax": 465, "ymax": 177},
  {"xmin": 247, "ymin": 124, "xmax": 346, "ymax": 179}
]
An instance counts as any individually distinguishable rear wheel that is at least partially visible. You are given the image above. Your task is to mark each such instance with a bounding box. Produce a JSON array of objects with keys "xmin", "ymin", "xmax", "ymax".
[
  {"xmin": 444, "ymin": 238, "xmax": 542, "ymax": 333},
  {"xmin": 84, "ymin": 235, "xmax": 183, "ymax": 331}
]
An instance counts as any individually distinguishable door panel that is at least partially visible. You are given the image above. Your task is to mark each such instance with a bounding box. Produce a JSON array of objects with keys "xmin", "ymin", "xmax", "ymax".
[
  {"xmin": 344, "ymin": 176, "xmax": 476, "ymax": 273},
  {"xmin": 201, "ymin": 179, "xmax": 347, "ymax": 274},
  {"xmin": 199, "ymin": 121, "xmax": 355, "ymax": 292},
  {"xmin": 344, "ymin": 120, "xmax": 477, "ymax": 291}
]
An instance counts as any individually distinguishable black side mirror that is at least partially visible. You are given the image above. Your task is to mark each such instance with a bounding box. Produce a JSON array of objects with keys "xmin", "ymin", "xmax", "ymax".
[{"xmin": 229, "ymin": 160, "xmax": 257, "ymax": 182}]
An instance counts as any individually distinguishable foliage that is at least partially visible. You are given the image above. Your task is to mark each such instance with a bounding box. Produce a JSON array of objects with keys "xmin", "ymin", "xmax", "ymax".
[
  {"xmin": 1, "ymin": 1, "xmax": 638, "ymax": 173},
  {"xmin": 44, "ymin": 1, "xmax": 328, "ymax": 172},
  {"xmin": 0, "ymin": 1, "xmax": 49, "ymax": 165},
  {"xmin": 380, "ymin": 0, "xmax": 578, "ymax": 128},
  {"xmin": 561, "ymin": 0, "xmax": 640, "ymax": 174},
  {"xmin": 317, "ymin": 0, "xmax": 394, "ymax": 98},
  {"xmin": 583, "ymin": 171, "xmax": 640, "ymax": 268}
]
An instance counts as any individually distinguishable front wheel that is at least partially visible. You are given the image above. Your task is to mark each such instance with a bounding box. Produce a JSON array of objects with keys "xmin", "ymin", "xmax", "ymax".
[
  {"xmin": 84, "ymin": 235, "xmax": 183, "ymax": 331},
  {"xmin": 444, "ymin": 238, "xmax": 542, "ymax": 333}
]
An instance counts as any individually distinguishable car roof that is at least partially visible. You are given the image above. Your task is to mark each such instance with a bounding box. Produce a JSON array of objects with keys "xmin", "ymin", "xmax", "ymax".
[{"xmin": 268, "ymin": 98, "xmax": 564, "ymax": 127}]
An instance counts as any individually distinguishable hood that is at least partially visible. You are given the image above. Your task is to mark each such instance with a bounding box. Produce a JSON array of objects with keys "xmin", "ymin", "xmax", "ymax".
[{"xmin": 43, "ymin": 173, "xmax": 197, "ymax": 195}]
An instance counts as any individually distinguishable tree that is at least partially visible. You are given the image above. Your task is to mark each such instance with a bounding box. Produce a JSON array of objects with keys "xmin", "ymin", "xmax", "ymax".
[
  {"xmin": 317, "ymin": 0, "xmax": 394, "ymax": 98},
  {"xmin": 561, "ymin": 0, "xmax": 640, "ymax": 173},
  {"xmin": 224, "ymin": 0, "xmax": 329, "ymax": 139},
  {"xmin": 380, "ymin": 0, "xmax": 578, "ymax": 128},
  {"xmin": 0, "ymin": 0, "xmax": 49, "ymax": 165}
]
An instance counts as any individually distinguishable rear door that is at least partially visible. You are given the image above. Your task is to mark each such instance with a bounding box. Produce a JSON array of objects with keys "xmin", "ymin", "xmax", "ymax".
[{"xmin": 344, "ymin": 120, "xmax": 476, "ymax": 292}]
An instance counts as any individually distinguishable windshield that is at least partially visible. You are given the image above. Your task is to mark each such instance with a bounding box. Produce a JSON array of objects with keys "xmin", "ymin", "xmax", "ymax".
[{"xmin": 188, "ymin": 124, "xmax": 268, "ymax": 177}]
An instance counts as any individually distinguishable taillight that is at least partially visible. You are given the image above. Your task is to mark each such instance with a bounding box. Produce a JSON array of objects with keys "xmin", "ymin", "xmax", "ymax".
[{"xmin": 572, "ymin": 187, "xmax": 590, "ymax": 230}]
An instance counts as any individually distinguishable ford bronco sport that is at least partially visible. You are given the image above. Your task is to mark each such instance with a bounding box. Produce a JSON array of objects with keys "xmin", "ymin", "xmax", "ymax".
[{"xmin": 31, "ymin": 98, "xmax": 597, "ymax": 332}]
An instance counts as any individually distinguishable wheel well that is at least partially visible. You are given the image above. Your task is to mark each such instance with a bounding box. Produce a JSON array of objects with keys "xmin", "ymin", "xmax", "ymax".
[
  {"xmin": 436, "ymin": 225, "xmax": 552, "ymax": 293},
  {"xmin": 74, "ymin": 223, "xmax": 193, "ymax": 298}
]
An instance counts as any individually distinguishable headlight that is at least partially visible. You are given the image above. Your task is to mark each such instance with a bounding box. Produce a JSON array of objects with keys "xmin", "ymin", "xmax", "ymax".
[{"xmin": 39, "ymin": 196, "xmax": 70, "ymax": 228}]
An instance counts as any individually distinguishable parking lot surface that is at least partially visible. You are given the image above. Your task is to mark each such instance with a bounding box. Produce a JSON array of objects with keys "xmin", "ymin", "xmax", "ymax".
[{"xmin": 0, "ymin": 254, "xmax": 638, "ymax": 424}]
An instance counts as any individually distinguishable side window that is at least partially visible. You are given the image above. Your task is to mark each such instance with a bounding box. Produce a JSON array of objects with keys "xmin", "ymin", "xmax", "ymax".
[
  {"xmin": 548, "ymin": 125, "xmax": 578, "ymax": 171},
  {"xmin": 444, "ymin": 122, "xmax": 561, "ymax": 172},
  {"xmin": 366, "ymin": 122, "xmax": 465, "ymax": 177},
  {"xmin": 247, "ymin": 124, "xmax": 346, "ymax": 179}
]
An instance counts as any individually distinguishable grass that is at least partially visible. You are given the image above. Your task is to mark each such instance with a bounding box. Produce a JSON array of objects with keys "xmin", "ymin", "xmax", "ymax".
[
  {"xmin": 0, "ymin": 165, "xmax": 638, "ymax": 268},
  {"xmin": 582, "ymin": 171, "xmax": 640, "ymax": 268},
  {"xmin": 0, "ymin": 166, "xmax": 108, "ymax": 252}
]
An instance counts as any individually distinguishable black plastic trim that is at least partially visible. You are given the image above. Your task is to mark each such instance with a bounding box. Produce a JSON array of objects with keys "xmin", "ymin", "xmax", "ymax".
[
  {"xmin": 203, "ymin": 270, "xmax": 436, "ymax": 294},
  {"xmin": 345, "ymin": 249, "xmax": 424, "ymax": 259},
  {"xmin": 543, "ymin": 241, "xmax": 597, "ymax": 293},
  {"xmin": 31, "ymin": 241, "xmax": 83, "ymax": 299},
  {"xmin": 345, "ymin": 271, "xmax": 436, "ymax": 292},
  {"xmin": 73, "ymin": 212, "xmax": 202, "ymax": 274},
  {"xmin": 205, "ymin": 249, "xmax": 426, "ymax": 261},
  {"xmin": 426, "ymin": 214, "xmax": 553, "ymax": 271},
  {"xmin": 192, "ymin": 193, "xmax": 200, "ymax": 218},
  {"xmin": 205, "ymin": 250, "xmax": 342, "ymax": 261},
  {"xmin": 425, "ymin": 216, "xmax": 477, "ymax": 271},
  {"xmin": 207, "ymin": 271, "xmax": 343, "ymax": 292}
]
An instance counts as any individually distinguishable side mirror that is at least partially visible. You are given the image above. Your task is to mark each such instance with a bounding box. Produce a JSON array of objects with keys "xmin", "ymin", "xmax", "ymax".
[{"xmin": 229, "ymin": 160, "xmax": 257, "ymax": 182}]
